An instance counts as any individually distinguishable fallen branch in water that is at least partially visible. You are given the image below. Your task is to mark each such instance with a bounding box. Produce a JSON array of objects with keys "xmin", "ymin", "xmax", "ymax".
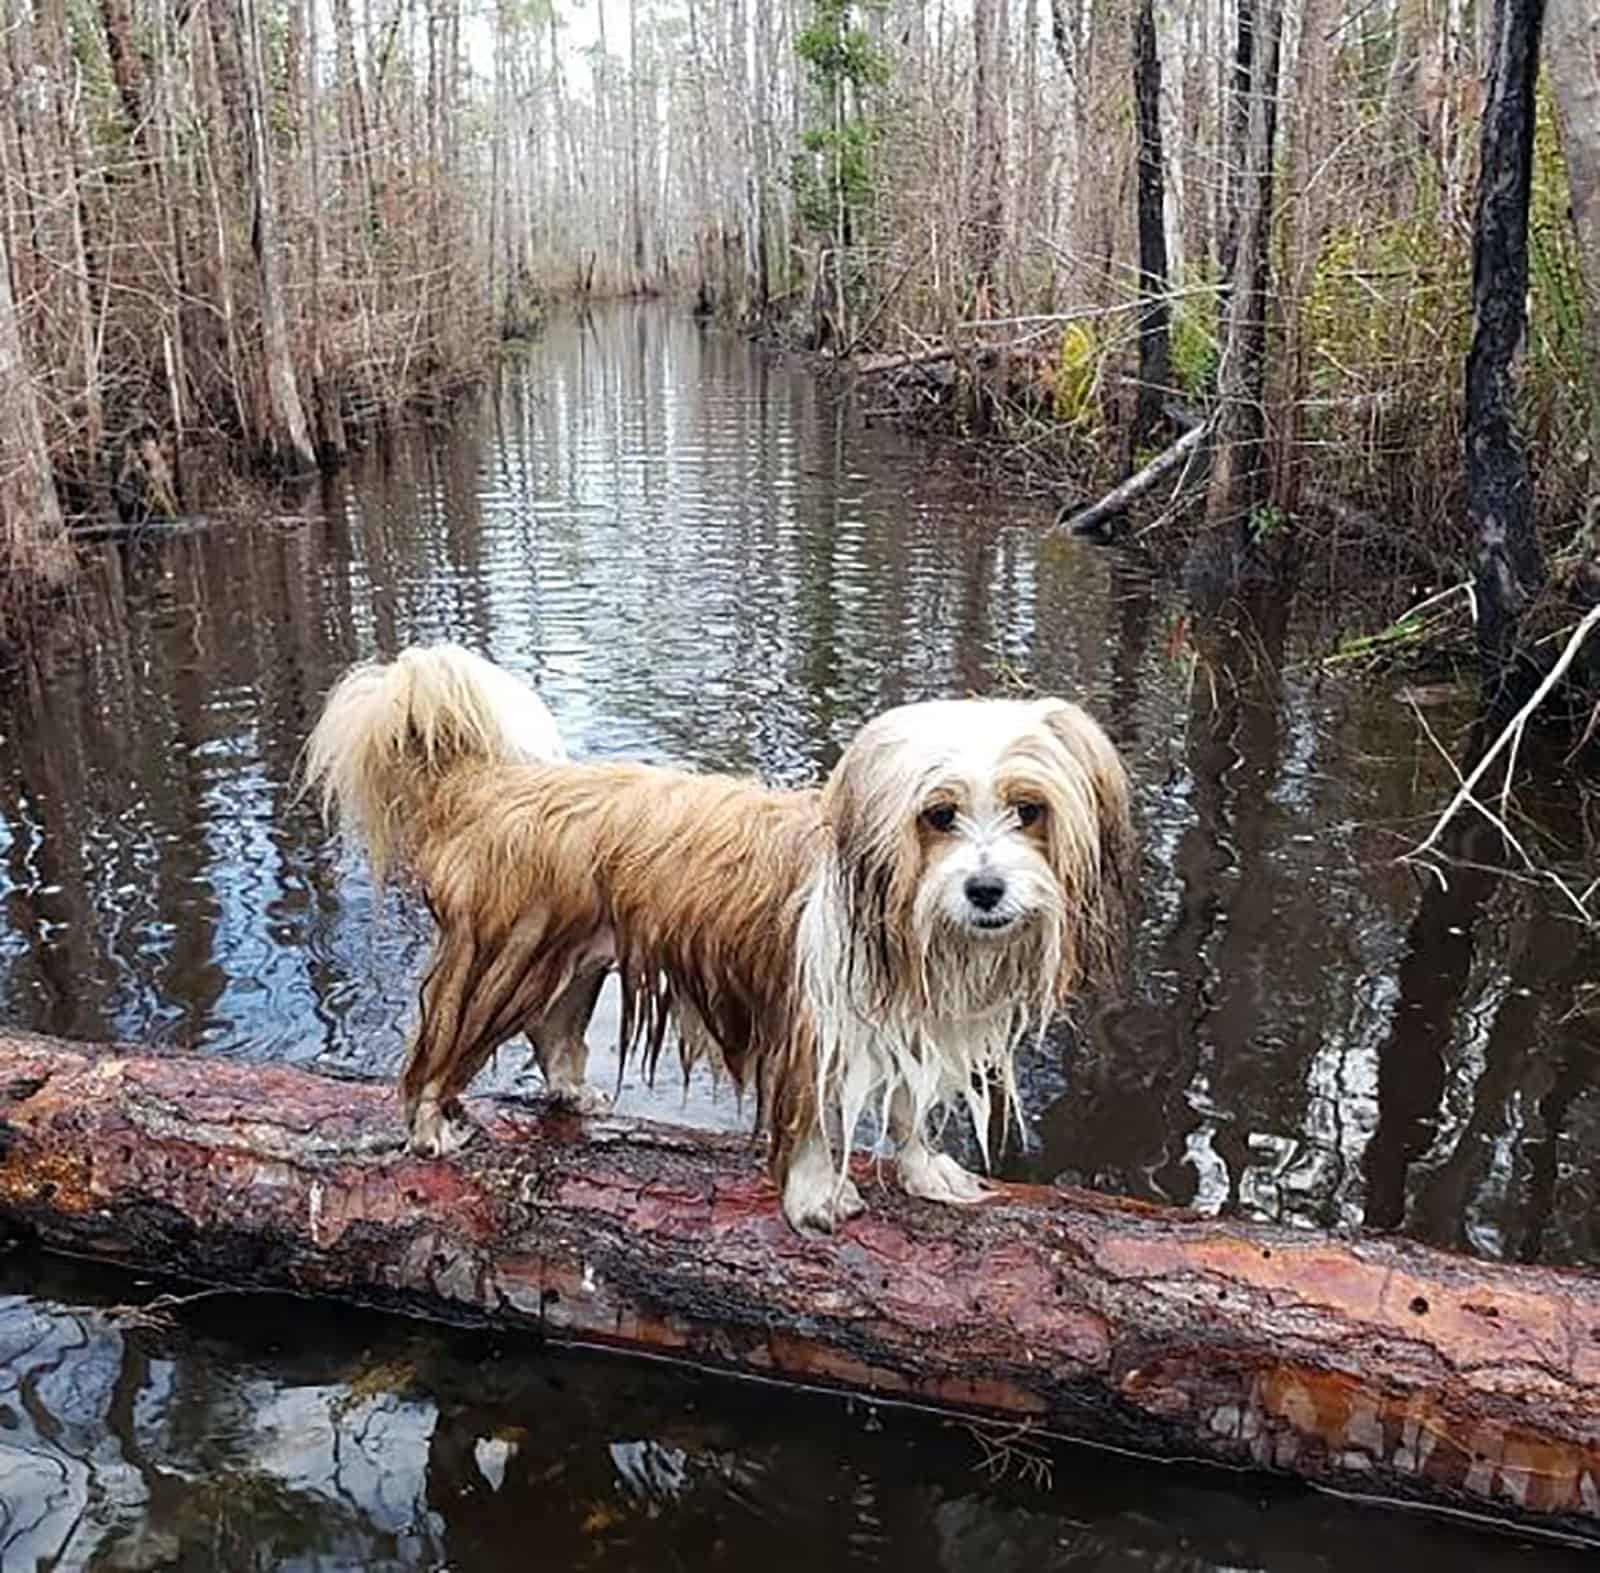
[
  {"xmin": 2, "ymin": 1029, "xmax": 1600, "ymax": 1544},
  {"xmin": 1052, "ymin": 418, "xmax": 1212, "ymax": 537},
  {"xmin": 1400, "ymin": 601, "xmax": 1600, "ymax": 923},
  {"xmin": 854, "ymin": 344, "xmax": 963, "ymax": 374}
]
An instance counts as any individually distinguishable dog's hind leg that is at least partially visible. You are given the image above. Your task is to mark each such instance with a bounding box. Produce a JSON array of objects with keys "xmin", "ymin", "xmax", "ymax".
[
  {"xmin": 527, "ymin": 964, "xmax": 611, "ymax": 1114},
  {"xmin": 407, "ymin": 913, "xmax": 565, "ymax": 1157},
  {"xmin": 404, "ymin": 928, "xmax": 484, "ymax": 1159},
  {"xmin": 890, "ymin": 1085, "xmax": 992, "ymax": 1205}
]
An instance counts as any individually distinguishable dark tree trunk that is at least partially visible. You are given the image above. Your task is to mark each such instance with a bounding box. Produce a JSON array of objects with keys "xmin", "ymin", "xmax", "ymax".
[
  {"xmin": 5, "ymin": 1030, "xmax": 1600, "ymax": 1544},
  {"xmin": 1468, "ymin": 0, "xmax": 1548, "ymax": 680},
  {"xmin": 1131, "ymin": 0, "xmax": 1171, "ymax": 455}
]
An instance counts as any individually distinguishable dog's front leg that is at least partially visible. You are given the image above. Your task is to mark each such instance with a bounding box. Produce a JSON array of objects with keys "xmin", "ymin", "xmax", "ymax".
[
  {"xmin": 779, "ymin": 1129, "xmax": 866, "ymax": 1233},
  {"xmin": 890, "ymin": 1086, "xmax": 992, "ymax": 1205},
  {"xmin": 768, "ymin": 1048, "xmax": 866, "ymax": 1232}
]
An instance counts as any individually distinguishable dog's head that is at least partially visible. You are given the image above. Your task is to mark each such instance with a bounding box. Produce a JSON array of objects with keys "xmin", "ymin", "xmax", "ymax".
[{"xmin": 822, "ymin": 696, "xmax": 1133, "ymax": 1013}]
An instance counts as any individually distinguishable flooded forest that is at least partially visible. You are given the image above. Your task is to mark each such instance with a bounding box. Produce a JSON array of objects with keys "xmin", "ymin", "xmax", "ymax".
[{"xmin": 2, "ymin": 0, "xmax": 1600, "ymax": 1569}]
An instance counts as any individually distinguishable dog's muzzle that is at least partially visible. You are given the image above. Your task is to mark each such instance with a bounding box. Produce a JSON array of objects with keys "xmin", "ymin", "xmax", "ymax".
[{"xmin": 963, "ymin": 873, "xmax": 1020, "ymax": 931}]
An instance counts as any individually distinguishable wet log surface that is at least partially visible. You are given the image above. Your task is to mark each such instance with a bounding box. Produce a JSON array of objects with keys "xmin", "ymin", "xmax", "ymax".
[{"xmin": 2, "ymin": 1029, "xmax": 1599, "ymax": 1543}]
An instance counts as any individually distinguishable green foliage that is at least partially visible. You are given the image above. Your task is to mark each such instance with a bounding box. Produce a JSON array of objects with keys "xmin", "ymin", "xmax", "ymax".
[
  {"xmin": 793, "ymin": 122, "xmax": 876, "ymax": 235},
  {"xmin": 1302, "ymin": 185, "xmax": 1470, "ymax": 399},
  {"xmin": 1051, "ymin": 322, "xmax": 1100, "ymax": 427},
  {"xmin": 500, "ymin": 0, "xmax": 556, "ymax": 32},
  {"xmin": 1248, "ymin": 502, "xmax": 1286, "ymax": 540},
  {"xmin": 790, "ymin": 0, "xmax": 888, "ymax": 243},
  {"xmin": 1169, "ymin": 271, "xmax": 1219, "ymax": 399},
  {"xmin": 795, "ymin": 2, "xmax": 889, "ymax": 92},
  {"xmin": 1527, "ymin": 82, "xmax": 1595, "ymax": 439},
  {"xmin": 1323, "ymin": 585, "xmax": 1475, "ymax": 671}
]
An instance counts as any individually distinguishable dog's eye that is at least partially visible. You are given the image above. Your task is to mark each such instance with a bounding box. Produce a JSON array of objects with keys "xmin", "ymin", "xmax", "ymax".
[
  {"xmin": 1014, "ymin": 801, "xmax": 1045, "ymax": 828},
  {"xmin": 921, "ymin": 803, "xmax": 957, "ymax": 833}
]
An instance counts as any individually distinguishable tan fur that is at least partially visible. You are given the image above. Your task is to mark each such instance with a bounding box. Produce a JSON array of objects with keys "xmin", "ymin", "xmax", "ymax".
[
  {"xmin": 301, "ymin": 643, "xmax": 566, "ymax": 887},
  {"xmin": 405, "ymin": 761, "xmax": 826, "ymax": 1140},
  {"xmin": 305, "ymin": 646, "xmax": 1135, "ymax": 1233}
]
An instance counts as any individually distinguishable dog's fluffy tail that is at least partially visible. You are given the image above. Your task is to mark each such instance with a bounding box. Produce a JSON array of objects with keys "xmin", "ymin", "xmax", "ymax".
[{"xmin": 302, "ymin": 643, "xmax": 566, "ymax": 884}]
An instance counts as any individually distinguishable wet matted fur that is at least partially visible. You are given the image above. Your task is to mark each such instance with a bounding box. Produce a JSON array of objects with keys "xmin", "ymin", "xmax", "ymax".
[{"xmin": 304, "ymin": 643, "xmax": 1134, "ymax": 1232}]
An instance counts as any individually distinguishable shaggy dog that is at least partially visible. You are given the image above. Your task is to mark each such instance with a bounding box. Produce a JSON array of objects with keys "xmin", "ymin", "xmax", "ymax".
[{"xmin": 304, "ymin": 644, "xmax": 1133, "ymax": 1232}]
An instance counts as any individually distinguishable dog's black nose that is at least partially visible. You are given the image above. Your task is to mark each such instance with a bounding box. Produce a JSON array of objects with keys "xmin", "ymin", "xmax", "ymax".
[{"xmin": 965, "ymin": 874, "xmax": 1007, "ymax": 912}]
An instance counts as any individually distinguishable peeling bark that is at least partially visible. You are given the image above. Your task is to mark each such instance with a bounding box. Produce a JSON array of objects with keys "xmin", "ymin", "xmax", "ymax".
[{"xmin": 2, "ymin": 1032, "xmax": 1600, "ymax": 1542}]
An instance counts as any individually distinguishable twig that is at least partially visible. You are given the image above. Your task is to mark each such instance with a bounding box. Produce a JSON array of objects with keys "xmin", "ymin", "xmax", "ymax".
[
  {"xmin": 838, "ymin": 244, "xmax": 929, "ymax": 360},
  {"xmin": 963, "ymin": 1417, "xmax": 1056, "ymax": 1491},
  {"xmin": 105, "ymin": 1283, "xmax": 274, "ymax": 1330},
  {"xmin": 1400, "ymin": 603, "xmax": 1600, "ymax": 912},
  {"xmin": 1404, "ymin": 694, "xmax": 1539, "ymax": 876}
]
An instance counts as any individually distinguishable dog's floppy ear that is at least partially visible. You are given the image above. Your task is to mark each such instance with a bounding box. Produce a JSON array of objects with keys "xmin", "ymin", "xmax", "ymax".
[
  {"xmin": 822, "ymin": 729, "xmax": 924, "ymax": 1004},
  {"xmin": 1035, "ymin": 698, "xmax": 1136, "ymax": 984}
]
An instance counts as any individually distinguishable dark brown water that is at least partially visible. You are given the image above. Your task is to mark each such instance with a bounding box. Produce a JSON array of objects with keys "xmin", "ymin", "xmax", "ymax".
[{"xmin": 1, "ymin": 304, "xmax": 1596, "ymax": 1568}]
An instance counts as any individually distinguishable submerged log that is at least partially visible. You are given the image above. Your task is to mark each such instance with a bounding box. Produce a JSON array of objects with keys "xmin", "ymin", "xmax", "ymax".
[
  {"xmin": 2, "ymin": 1029, "xmax": 1600, "ymax": 1544},
  {"xmin": 1053, "ymin": 417, "xmax": 1211, "ymax": 538}
]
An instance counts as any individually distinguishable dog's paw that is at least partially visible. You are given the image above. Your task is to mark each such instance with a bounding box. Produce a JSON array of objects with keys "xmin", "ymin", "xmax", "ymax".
[
  {"xmin": 410, "ymin": 1098, "xmax": 481, "ymax": 1160},
  {"xmin": 547, "ymin": 1081, "xmax": 613, "ymax": 1116},
  {"xmin": 781, "ymin": 1159, "xmax": 866, "ymax": 1234},
  {"xmin": 898, "ymin": 1145, "xmax": 992, "ymax": 1205}
]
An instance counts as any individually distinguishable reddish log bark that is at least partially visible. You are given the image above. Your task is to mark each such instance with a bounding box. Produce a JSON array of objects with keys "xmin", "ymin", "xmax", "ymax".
[{"xmin": 2, "ymin": 1029, "xmax": 1600, "ymax": 1543}]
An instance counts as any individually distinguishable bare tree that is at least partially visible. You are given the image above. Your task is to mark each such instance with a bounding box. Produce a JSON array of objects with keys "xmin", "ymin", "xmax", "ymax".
[
  {"xmin": 0, "ymin": 228, "xmax": 75, "ymax": 590},
  {"xmin": 1544, "ymin": 0, "xmax": 1600, "ymax": 399},
  {"xmin": 234, "ymin": 0, "xmax": 316, "ymax": 472},
  {"xmin": 1204, "ymin": 0, "xmax": 1285, "ymax": 549},
  {"xmin": 970, "ymin": 0, "xmax": 1007, "ymax": 314}
]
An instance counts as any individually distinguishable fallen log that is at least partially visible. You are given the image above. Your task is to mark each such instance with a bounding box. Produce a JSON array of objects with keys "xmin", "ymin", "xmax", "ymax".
[
  {"xmin": 1053, "ymin": 416, "xmax": 1211, "ymax": 537},
  {"xmin": 854, "ymin": 344, "xmax": 961, "ymax": 375},
  {"xmin": 2, "ymin": 1029, "xmax": 1599, "ymax": 1545}
]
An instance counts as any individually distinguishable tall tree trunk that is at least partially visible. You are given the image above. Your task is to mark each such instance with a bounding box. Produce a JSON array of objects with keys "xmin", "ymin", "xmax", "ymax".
[
  {"xmin": 153, "ymin": 0, "xmax": 193, "ymax": 489},
  {"xmin": 1203, "ymin": 0, "xmax": 1284, "ymax": 549},
  {"xmin": 752, "ymin": 0, "xmax": 775, "ymax": 312},
  {"xmin": 1543, "ymin": 0, "xmax": 1600, "ymax": 428},
  {"xmin": 232, "ymin": 0, "xmax": 317, "ymax": 472},
  {"xmin": 488, "ymin": 0, "xmax": 505, "ymax": 321},
  {"xmin": 0, "ymin": 230, "xmax": 75, "ymax": 591},
  {"xmin": 305, "ymin": 0, "xmax": 347, "ymax": 462},
  {"xmin": 1131, "ymin": 0, "xmax": 1171, "ymax": 454},
  {"xmin": 329, "ymin": 0, "xmax": 378, "ymax": 253},
  {"xmin": 97, "ymin": 0, "xmax": 148, "ymax": 149},
  {"xmin": 1467, "ymin": 0, "xmax": 1547, "ymax": 678},
  {"xmin": 970, "ymin": 0, "xmax": 1006, "ymax": 312},
  {"xmin": 40, "ymin": 0, "xmax": 105, "ymax": 485},
  {"xmin": 629, "ymin": 0, "xmax": 646, "ymax": 286}
]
